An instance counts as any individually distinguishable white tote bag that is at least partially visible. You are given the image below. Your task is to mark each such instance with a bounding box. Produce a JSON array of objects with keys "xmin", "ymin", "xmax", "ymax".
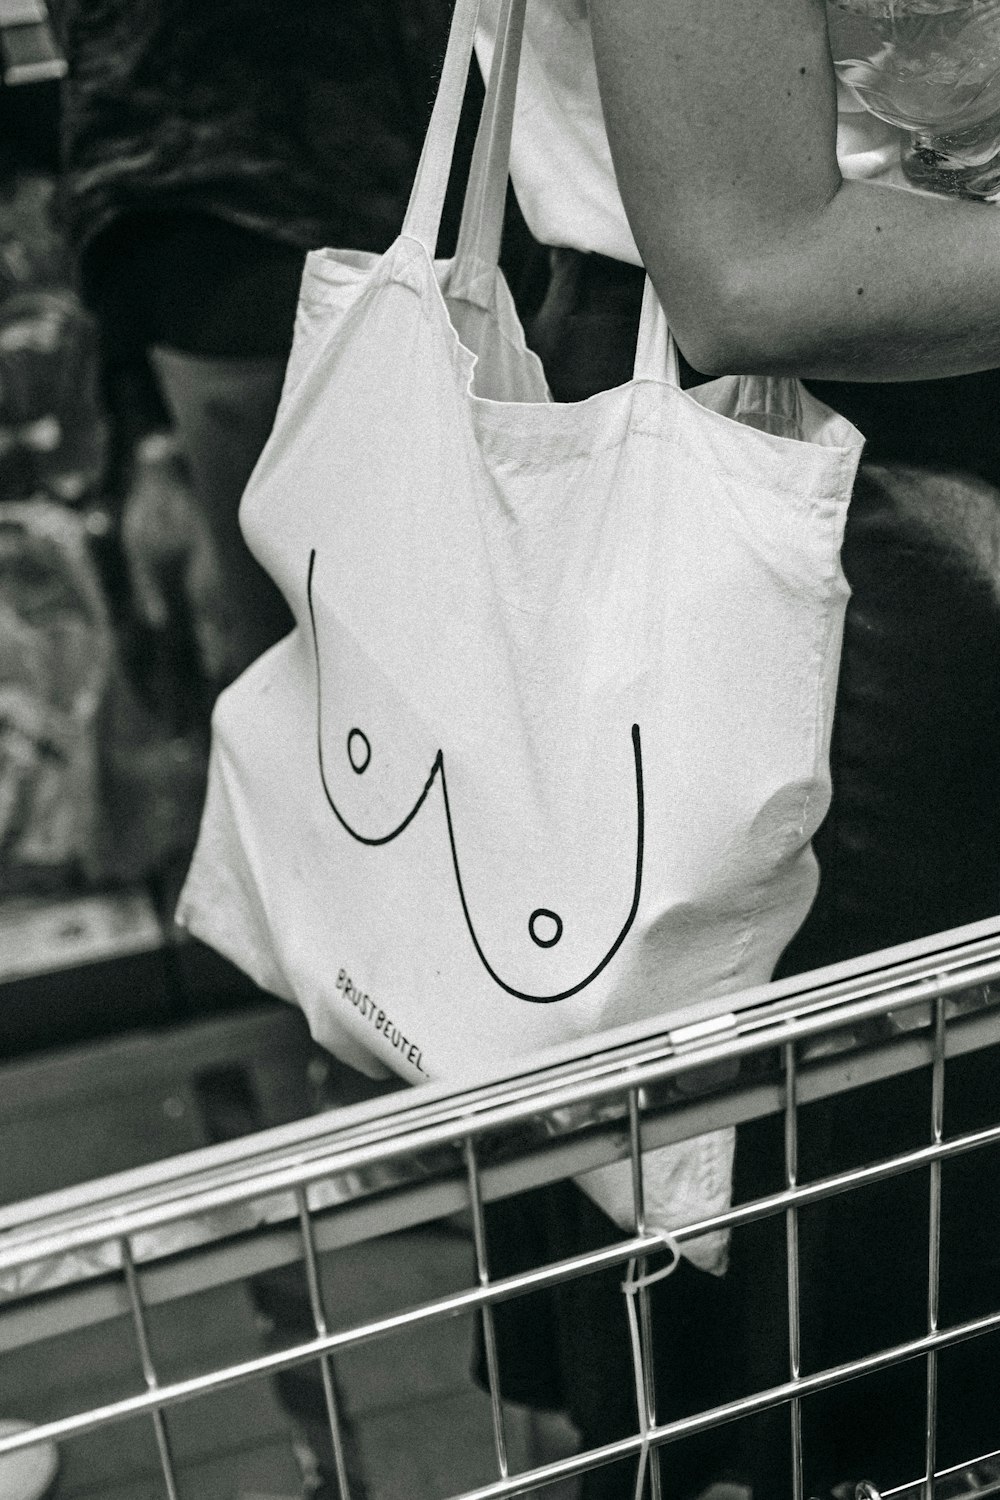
[{"xmin": 178, "ymin": 0, "xmax": 862, "ymax": 1105}]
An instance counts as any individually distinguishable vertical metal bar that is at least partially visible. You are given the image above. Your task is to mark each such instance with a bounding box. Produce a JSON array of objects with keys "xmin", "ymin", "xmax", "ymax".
[
  {"xmin": 629, "ymin": 1087, "xmax": 662, "ymax": 1500},
  {"xmin": 463, "ymin": 1136, "xmax": 509, "ymax": 1481},
  {"xmin": 784, "ymin": 1041, "xmax": 804, "ymax": 1500},
  {"xmin": 120, "ymin": 1236, "xmax": 180, "ymax": 1500},
  {"xmin": 924, "ymin": 997, "xmax": 946, "ymax": 1500},
  {"xmin": 296, "ymin": 1185, "xmax": 354, "ymax": 1500}
]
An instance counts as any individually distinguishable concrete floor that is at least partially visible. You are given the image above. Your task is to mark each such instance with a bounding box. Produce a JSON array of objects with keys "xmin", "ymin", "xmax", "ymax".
[
  {"xmin": 0, "ymin": 1230, "xmax": 553, "ymax": 1500},
  {"xmin": 0, "ymin": 987, "xmax": 578, "ymax": 1500}
]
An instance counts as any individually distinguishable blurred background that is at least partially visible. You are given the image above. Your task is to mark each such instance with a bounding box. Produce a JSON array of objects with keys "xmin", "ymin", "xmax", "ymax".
[{"xmin": 0, "ymin": 7, "xmax": 557, "ymax": 1497}]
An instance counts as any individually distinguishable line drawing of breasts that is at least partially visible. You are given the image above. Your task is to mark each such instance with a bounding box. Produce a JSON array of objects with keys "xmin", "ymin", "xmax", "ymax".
[{"xmin": 306, "ymin": 549, "xmax": 645, "ymax": 1004}]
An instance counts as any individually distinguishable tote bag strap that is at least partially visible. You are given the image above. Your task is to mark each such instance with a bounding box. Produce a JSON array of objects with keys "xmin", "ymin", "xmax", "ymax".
[
  {"xmin": 404, "ymin": 0, "xmax": 683, "ymax": 386},
  {"xmin": 400, "ymin": 0, "xmax": 522, "ymax": 305},
  {"xmin": 400, "ymin": 0, "xmax": 482, "ymax": 255},
  {"xmin": 633, "ymin": 274, "xmax": 681, "ymax": 387},
  {"xmin": 449, "ymin": 0, "xmax": 526, "ymax": 306},
  {"xmin": 454, "ymin": 0, "xmax": 683, "ymax": 383}
]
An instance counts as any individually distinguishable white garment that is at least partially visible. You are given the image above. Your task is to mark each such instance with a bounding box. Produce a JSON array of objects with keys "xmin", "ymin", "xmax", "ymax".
[{"xmin": 473, "ymin": 0, "xmax": 922, "ymax": 266}]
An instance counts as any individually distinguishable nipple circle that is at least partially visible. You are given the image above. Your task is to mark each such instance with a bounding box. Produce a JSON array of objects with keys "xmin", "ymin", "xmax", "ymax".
[
  {"xmin": 529, "ymin": 909, "xmax": 563, "ymax": 948},
  {"xmin": 347, "ymin": 728, "xmax": 371, "ymax": 775}
]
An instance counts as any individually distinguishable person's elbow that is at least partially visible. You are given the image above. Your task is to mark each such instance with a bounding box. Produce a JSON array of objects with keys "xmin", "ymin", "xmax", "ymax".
[
  {"xmin": 640, "ymin": 191, "xmax": 852, "ymax": 378},
  {"xmin": 658, "ymin": 251, "xmax": 819, "ymax": 378}
]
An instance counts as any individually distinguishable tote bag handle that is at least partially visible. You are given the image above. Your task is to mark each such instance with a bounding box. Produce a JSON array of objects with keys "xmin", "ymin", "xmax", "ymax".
[
  {"xmin": 402, "ymin": 0, "xmax": 681, "ymax": 388},
  {"xmin": 633, "ymin": 275, "xmax": 682, "ymax": 386},
  {"xmin": 450, "ymin": 0, "xmax": 526, "ymax": 305},
  {"xmin": 401, "ymin": 0, "xmax": 526, "ymax": 302},
  {"xmin": 400, "ymin": 0, "xmax": 482, "ymax": 256}
]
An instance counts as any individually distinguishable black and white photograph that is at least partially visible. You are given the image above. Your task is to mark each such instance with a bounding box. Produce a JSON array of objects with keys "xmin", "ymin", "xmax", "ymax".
[{"xmin": 2, "ymin": 2, "xmax": 1000, "ymax": 1497}]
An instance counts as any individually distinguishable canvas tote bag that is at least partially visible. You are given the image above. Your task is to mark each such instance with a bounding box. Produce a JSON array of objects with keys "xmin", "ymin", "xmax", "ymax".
[{"xmin": 178, "ymin": 0, "xmax": 862, "ymax": 1141}]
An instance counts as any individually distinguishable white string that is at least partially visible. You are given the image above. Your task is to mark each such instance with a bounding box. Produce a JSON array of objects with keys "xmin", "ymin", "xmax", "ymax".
[{"xmin": 621, "ymin": 1228, "xmax": 683, "ymax": 1500}]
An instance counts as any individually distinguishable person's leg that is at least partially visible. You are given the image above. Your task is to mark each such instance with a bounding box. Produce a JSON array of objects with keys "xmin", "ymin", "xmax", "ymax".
[
  {"xmin": 481, "ymin": 1180, "xmax": 739, "ymax": 1500},
  {"xmin": 539, "ymin": 1185, "xmax": 738, "ymax": 1500},
  {"xmin": 149, "ymin": 346, "xmax": 294, "ymax": 677}
]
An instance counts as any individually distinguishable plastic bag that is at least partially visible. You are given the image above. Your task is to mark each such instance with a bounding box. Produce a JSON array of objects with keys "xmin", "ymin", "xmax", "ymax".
[
  {"xmin": 0, "ymin": 498, "xmax": 110, "ymax": 890},
  {"xmin": 0, "ymin": 498, "xmax": 209, "ymax": 894}
]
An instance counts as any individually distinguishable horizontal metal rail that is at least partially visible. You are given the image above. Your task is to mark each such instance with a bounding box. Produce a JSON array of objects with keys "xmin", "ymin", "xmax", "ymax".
[
  {"xmin": 3, "ymin": 928, "xmax": 1000, "ymax": 1283},
  {"xmin": 2, "ymin": 1253, "xmax": 999, "ymax": 1487}
]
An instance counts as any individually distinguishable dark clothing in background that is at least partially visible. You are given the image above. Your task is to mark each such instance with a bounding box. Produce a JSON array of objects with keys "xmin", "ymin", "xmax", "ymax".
[
  {"xmin": 86, "ymin": 212, "xmax": 307, "ymax": 361},
  {"xmin": 57, "ymin": 0, "xmax": 472, "ymax": 678},
  {"xmin": 58, "ymin": 0, "xmax": 426, "ymax": 276},
  {"xmin": 57, "ymin": 0, "xmax": 541, "ymax": 489},
  {"xmin": 58, "ymin": 0, "xmax": 544, "ymax": 357},
  {"xmin": 58, "ymin": 0, "xmax": 435, "ymax": 367}
]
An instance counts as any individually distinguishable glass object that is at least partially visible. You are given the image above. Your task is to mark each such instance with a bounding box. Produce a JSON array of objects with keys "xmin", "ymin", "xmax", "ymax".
[{"xmin": 826, "ymin": 0, "xmax": 1000, "ymax": 198}]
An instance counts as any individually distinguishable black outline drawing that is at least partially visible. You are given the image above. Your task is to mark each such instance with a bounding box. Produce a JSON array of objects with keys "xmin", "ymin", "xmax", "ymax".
[
  {"xmin": 347, "ymin": 728, "xmax": 371, "ymax": 774},
  {"xmin": 307, "ymin": 549, "xmax": 643, "ymax": 1003},
  {"xmin": 529, "ymin": 909, "xmax": 563, "ymax": 948}
]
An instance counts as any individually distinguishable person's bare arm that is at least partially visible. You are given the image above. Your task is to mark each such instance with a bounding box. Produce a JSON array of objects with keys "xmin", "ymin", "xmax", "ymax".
[{"xmin": 589, "ymin": 0, "xmax": 1000, "ymax": 380}]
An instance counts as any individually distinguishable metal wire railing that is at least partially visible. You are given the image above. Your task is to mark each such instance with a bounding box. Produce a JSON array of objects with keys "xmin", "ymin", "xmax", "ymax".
[{"xmin": 3, "ymin": 917, "xmax": 1000, "ymax": 1500}]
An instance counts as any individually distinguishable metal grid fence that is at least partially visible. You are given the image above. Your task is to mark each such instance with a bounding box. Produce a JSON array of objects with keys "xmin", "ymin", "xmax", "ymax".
[{"xmin": 4, "ymin": 918, "xmax": 1000, "ymax": 1500}]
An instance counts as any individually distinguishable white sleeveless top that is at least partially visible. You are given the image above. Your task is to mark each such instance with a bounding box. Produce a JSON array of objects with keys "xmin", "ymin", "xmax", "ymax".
[{"xmin": 474, "ymin": 0, "xmax": 914, "ymax": 266}]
